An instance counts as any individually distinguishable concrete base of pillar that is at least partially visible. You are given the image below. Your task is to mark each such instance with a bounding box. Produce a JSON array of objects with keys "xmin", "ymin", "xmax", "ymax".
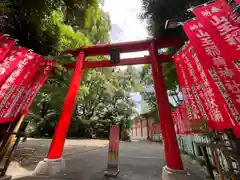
[
  {"xmin": 104, "ymin": 169, "xmax": 120, "ymax": 177},
  {"xmin": 0, "ymin": 175, "xmax": 12, "ymax": 180},
  {"xmin": 34, "ymin": 158, "xmax": 65, "ymax": 176},
  {"xmin": 162, "ymin": 166, "xmax": 192, "ymax": 180}
]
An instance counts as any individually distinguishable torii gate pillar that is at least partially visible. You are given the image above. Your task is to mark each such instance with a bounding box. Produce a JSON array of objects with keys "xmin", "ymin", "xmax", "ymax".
[
  {"xmin": 150, "ymin": 40, "xmax": 192, "ymax": 180},
  {"xmin": 34, "ymin": 52, "xmax": 85, "ymax": 176}
]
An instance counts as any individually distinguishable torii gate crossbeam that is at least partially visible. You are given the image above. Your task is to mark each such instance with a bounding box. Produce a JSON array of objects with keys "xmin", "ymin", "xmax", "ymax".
[{"xmin": 63, "ymin": 54, "xmax": 173, "ymax": 69}]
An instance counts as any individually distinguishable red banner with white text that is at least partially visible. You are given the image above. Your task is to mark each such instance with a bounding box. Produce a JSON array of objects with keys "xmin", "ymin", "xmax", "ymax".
[
  {"xmin": 172, "ymin": 111, "xmax": 179, "ymax": 134},
  {"xmin": 181, "ymin": 43, "xmax": 211, "ymax": 131},
  {"xmin": 215, "ymin": 0, "xmax": 240, "ymax": 24},
  {"xmin": 0, "ymin": 34, "xmax": 56, "ymax": 123},
  {"xmin": 183, "ymin": 18, "xmax": 240, "ymax": 137},
  {"xmin": 186, "ymin": 43, "xmax": 219, "ymax": 130},
  {"xmin": 175, "ymin": 43, "xmax": 209, "ymax": 133},
  {"xmin": 192, "ymin": 2, "xmax": 240, "ymax": 61},
  {"xmin": 0, "ymin": 51, "xmax": 39, "ymax": 121},
  {"xmin": 21, "ymin": 60, "xmax": 55, "ymax": 114},
  {"xmin": 174, "ymin": 44, "xmax": 195, "ymax": 127},
  {"xmin": 173, "ymin": 105, "xmax": 193, "ymax": 134},
  {"xmin": 0, "ymin": 36, "xmax": 15, "ymax": 63}
]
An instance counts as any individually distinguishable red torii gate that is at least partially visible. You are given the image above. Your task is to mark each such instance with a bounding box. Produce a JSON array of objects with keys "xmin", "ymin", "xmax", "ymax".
[{"xmin": 34, "ymin": 37, "xmax": 191, "ymax": 179}]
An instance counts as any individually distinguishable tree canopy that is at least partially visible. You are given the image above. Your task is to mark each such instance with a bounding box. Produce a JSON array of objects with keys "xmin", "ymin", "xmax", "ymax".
[
  {"xmin": 0, "ymin": 0, "xmax": 140, "ymax": 139},
  {"xmin": 139, "ymin": 0, "xmax": 208, "ymax": 39},
  {"xmin": 0, "ymin": 0, "xmax": 110, "ymax": 55}
]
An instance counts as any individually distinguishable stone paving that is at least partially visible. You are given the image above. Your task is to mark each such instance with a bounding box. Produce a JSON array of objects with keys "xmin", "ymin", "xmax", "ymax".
[{"xmin": 7, "ymin": 139, "xmax": 206, "ymax": 180}]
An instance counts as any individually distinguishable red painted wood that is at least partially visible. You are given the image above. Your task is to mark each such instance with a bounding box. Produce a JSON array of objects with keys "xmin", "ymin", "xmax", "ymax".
[
  {"xmin": 62, "ymin": 37, "xmax": 183, "ymax": 56},
  {"xmin": 47, "ymin": 52, "xmax": 85, "ymax": 159},
  {"xmin": 63, "ymin": 55, "xmax": 173, "ymax": 69},
  {"xmin": 150, "ymin": 40, "xmax": 184, "ymax": 170}
]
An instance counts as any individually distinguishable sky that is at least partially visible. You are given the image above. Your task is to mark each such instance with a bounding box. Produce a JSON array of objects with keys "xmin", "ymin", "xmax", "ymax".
[
  {"xmin": 103, "ymin": 0, "xmax": 176, "ymax": 114},
  {"xmin": 103, "ymin": 0, "xmax": 148, "ymax": 43},
  {"xmin": 103, "ymin": 0, "xmax": 151, "ymax": 114}
]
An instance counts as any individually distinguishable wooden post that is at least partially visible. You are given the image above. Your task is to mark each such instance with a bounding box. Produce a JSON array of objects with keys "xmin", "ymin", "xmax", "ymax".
[
  {"xmin": 200, "ymin": 146, "xmax": 214, "ymax": 179},
  {"xmin": 211, "ymin": 147, "xmax": 225, "ymax": 180},
  {"xmin": 104, "ymin": 125, "xmax": 120, "ymax": 177}
]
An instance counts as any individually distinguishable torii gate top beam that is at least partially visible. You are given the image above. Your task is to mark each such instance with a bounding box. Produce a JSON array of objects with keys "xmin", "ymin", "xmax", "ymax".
[{"xmin": 62, "ymin": 36, "xmax": 183, "ymax": 57}]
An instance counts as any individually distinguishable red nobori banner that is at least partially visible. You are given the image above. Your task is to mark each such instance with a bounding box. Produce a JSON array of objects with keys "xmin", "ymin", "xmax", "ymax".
[
  {"xmin": 174, "ymin": 44, "xmax": 195, "ymax": 124},
  {"xmin": 175, "ymin": 43, "xmax": 206, "ymax": 131},
  {"xmin": 13, "ymin": 59, "xmax": 55, "ymax": 117},
  {"xmin": 186, "ymin": 44, "xmax": 220, "ymax": 130},
  {"xmin": 181, "ymin": 43, "xmax": 211, "ymax": 128},
  {"xmin": 180, "ymin": 43, "xmax": 206, "ymax": 124},
  {"xmin": 192, "ymin": 1, "xmax": 240, "ymax": 62},
  {"xmin": 0, "ymin": 36, "xmax": 15, "ymax": 63},
  {"xmin": 0, "ymin": 47, "xmax": 28, "ymax": 87},
  {"xmin": 0, "ymin": 34, "xmax": 55, "ymax": 123},
  {"xmin": 0, "ymin": 54, "xmax": 42, "ymax": 119},
  {"xmin": 0, "ymin": 51, "xmax": 37, "ymax": 122},
  {"xmin": 185, "ymin": 16, "xmax": 240, "ymax": 137},
  {"xmin": 175, "ymin": 105, "xmax": 192, "ymax": 134},
  {"xmin": 182, "ymin": 19, "xmax": 239, "ymax": 135},
  {"xmin": 215, "ymin": 0, "xmax": 240, "ymax": 24},
  {"xmin": 23, "ymin": 60, "xmax": 55, "ymax": 112},
  {"xmin": 172, "ymin": 111, "xmax": 179, "ymax": 134}
]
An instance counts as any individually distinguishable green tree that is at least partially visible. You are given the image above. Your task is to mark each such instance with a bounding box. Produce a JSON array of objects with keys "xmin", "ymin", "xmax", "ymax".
[
  {"xmin": 1, "ymin": 0, "xmax": 113, "ymax": 138},
  {"xmin": 1, "ymin": 0, "xmax": 141, "ymax": 139},
  {"xmin": 139, "ymin": 0, "xmax": 209, "ymax": 118},
  {"xmin": 73, "ymin": 67, "xmax": 141, "ymax": 138},
  {"xmin": 0, "ymin": 0, "xmax": 110, "ymax": 55},
  {"xmin": 27, "ymin": 67, "xmax": 141, "ymax": 138},
  {"xmin": 139, "ymin": 0, "xmax": 208, "ymax": 38}
]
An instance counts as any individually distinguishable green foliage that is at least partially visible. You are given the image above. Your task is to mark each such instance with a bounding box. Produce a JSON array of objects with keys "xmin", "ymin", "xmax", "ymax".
[
  {"xmin": 140, "ymin": 53, "xmax": 181, "ymax": 122},
  {"xmin": 0, "ymin": 0, "xmax": 110, "ymax": 55},
  {"xmin": 1, "ymin": 0, "xmax": 137, "ymax": 138},
  {"xmin": 139, "ymin": 0, "xmax": 209, "ymax": 39},
  {"xmin": 28, "ymin": 67, "xmax": 140, "ymax": 138},
  {"xmin": 139, "ymin": 0, "xmax": 210, "ymax": 117},
  {"xmin": 74, "ymin": 67, "xmax": 141, "ymax": 138}
]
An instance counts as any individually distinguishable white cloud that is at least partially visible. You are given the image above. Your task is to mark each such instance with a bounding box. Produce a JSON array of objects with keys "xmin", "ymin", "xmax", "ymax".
[
  {"xmin": 103, "ymin": 0, "xmax": 154, "ymax": 114},
  {"xmin": 103, "ymin": 0, "xmax": 148, "ymax": 43}
]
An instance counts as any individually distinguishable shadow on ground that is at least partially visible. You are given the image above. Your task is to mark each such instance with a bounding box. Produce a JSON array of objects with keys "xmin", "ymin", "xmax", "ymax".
[{"xmin": 8, "ymin": 138, "xmax": 108, "ymax": 174}]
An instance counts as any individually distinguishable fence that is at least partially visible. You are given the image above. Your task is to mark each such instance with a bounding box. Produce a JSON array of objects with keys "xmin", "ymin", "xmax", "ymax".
[{"xmin": 177, "ymin": 133, "xmax": 240, "ymax": 179}]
